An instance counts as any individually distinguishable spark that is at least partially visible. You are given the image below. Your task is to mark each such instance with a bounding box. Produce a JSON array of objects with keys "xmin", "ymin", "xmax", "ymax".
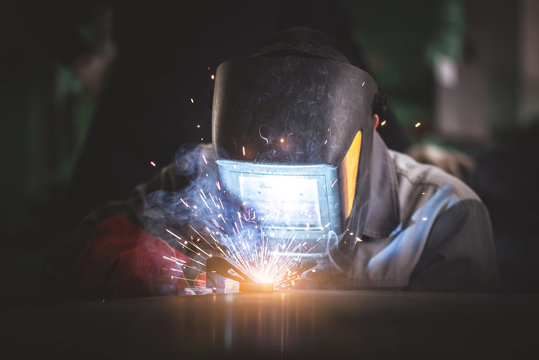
[
  {"xmin": 210, "ymin": 74, "xmax": 215, "ymax": 80},
  {"xmin": 199, "ymin": 193, "xmax": 212, "ymax": 213},
  {"xmin": 331, "ymin": 178, "xmax": 338, "ymax": 188},
  {"xmin": 361, "ymin": 81, "xmax": 366, "ymax": 87},
  {"xmin": 196, "ymin": 124, "xmax": 201, "ymax": 128},
  {"xmin": 162, "ymin": 255, "xmax": 186, "ymax": 264},
  {"xmin": 170, "ymin": 275, "xmax": 200, "ymax": 282},
  {"xmin": 164, "ymin": 231, "xmax": 206, "ymax": 267},
  {"xmin": 380, "ymin": 120, "xmax": 387, "ymax": 126},
  {"xmin": 209, "ymin": 192, "xmax": 219, "ymax": 208},
  {"xmin": 190, "ymin": 98, "xmax": 194, "ymax": 104},
  {"xmin": 160, "ymin": 163, "xmax": 327, "ymax": 293},
  {"xmin": 279, "ymin": 138, "xmax": 285, "ymax": 143},
  {"xmin": 165, "ymin": 229, "xmax": 183, "ymax": 241},
  {"xmin": 150, "ymin": 161, "xmax": 156, "ymax": 167},
  {"xmin": 242, "ymin": 146, "xmax": 246, "ymax": 156},
  {"xmin": 212, "ymin": 218, "xmax": 222, "ymax": 229},
  {"xmin": 237, "ymin": 212, "xmax": 243, "ymax": 228},
  {"xmin": 202, "ymin": 154, "xmax": 208, "ymax": 165},
  {"xmin": 414, "ymin": 122, "xmax": 421, "ymax": 128}
]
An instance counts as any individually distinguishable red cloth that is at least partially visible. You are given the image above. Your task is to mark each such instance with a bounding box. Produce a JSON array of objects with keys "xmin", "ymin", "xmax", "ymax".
[{"xmin": 73, "ymin": 215, "xmax": 190, "ymax": 299}]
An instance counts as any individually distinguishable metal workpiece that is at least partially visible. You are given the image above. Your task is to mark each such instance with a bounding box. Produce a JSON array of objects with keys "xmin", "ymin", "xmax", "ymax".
[
  {"xmin": 206, "ymin": 255, "xmax": 274, "ymax": 293},
  {"xmin": 205, "ymin": 256, "xmax": 275, "ymax": 293},
  {"xmin": 2, "ymin": 291, "xmax": 539, "ymax": 359},
  {"xmin": 239, "ymin": 281, "xmax": 274, "ymax": 292}
]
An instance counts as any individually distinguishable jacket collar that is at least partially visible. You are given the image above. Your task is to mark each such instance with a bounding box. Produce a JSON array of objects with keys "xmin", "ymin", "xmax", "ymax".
[{"xmin": 361, "ymin": 132, "xmax": 400, "ymax": 238}]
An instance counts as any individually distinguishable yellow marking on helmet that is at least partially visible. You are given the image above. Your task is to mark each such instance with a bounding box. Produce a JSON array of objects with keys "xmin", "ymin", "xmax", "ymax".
[{"xmin": 342, "ymin": 131, "xmax": 362, "ymax": 218}]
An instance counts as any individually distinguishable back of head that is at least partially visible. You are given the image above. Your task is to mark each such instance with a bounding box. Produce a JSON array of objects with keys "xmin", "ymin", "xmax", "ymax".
[{"xmin": 249, "ymin": 26, "xmax": 360, "ymax": 66}]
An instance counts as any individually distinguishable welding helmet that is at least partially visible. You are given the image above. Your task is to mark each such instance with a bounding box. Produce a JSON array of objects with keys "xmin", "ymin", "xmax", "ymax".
[{"xmin": 212, "ymin": 28, "xmax": 386, "ymax": 261}]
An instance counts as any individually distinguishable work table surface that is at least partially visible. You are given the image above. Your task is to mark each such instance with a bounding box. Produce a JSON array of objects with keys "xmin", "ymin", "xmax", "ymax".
[{"xmin": 2, "ymin": 290, "xmax": 538, "ymax": 359}]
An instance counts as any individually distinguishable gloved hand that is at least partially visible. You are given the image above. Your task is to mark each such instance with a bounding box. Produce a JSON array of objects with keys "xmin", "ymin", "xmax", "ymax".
[
  {"xmin": 296, "ymin": 260, "xmax": 348, "ymax": 290},
  {"xmin": 73, "ymin": 215, "xmax": 191, "ymax": 300},
  {"xmin": 296, "ymin": 231, "xmax": 355, "ymax": 290}
]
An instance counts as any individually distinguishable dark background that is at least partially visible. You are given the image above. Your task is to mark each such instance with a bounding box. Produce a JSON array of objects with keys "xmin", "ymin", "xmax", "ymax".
[{"xmin": 1, "ymin": 0, "xmax": 538, "ymax": 303}]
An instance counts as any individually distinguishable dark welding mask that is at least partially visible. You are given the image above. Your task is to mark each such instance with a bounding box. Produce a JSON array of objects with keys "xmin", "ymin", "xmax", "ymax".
[{"xmin": 212, "ymin": 33, "xmax": 383, "ymax": 261}]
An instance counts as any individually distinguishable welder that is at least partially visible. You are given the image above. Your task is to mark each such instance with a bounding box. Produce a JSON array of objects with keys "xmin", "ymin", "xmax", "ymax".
[
  {"xmin": 41, "ymin": 27, "xmax": 498, "ymax": 301},
  {"xmin": 210, "ymin": 27, "xmax": 498, "ymax": 291}
]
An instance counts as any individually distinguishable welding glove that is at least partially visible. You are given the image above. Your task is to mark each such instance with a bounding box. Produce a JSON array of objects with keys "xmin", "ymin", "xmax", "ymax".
[
  {"xmin": 73, "ymin": 215, "xmax": 191, "ymax": 299},
  {"xmin": 297, "ymin": 231, "xmax": 355, "ymax": 289},
  {"xmin": 298, "ymin": 260, "xmax": 355, "ymax": 290}
]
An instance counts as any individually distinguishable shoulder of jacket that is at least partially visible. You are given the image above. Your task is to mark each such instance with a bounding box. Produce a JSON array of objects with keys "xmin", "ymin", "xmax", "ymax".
[{"xmin": 387, "ymin": 149, "xmax": 481, "ymax": 202}]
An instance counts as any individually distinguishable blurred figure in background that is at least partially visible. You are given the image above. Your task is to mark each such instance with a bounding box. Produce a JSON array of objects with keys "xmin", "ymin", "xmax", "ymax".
[{"xmin": 408, "ymin": 142, "xmax": 475, "ymax": 180}]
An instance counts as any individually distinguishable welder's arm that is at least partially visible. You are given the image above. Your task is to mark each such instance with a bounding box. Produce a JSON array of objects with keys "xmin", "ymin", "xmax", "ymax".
[
  {"xmin": 41, "ymin": 160, "xmax": 194, "ymax": 302},
  {"xmin": 72, "ymin": 215, "xmax": 190, "ymax": 300},
  {"xmin": 407, "ymin": 199, "xmax": 499, "ymax": 291},
  {"xmin": 41, "ymin": 144, "xmax": 212, "ymax": 301}
]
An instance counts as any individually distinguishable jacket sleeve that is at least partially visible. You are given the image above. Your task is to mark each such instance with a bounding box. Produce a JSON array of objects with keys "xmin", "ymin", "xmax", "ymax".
[
  {"xmin": 73, "ymin": 215, "xmax": 191, "ymax": 300},
  {"xmin": 407, "ymin": 199, "xmax": 499, "ymax": 291},
  {"xmin": 40, "ymin": 155, "xmax": 196, "ymax": 302}
]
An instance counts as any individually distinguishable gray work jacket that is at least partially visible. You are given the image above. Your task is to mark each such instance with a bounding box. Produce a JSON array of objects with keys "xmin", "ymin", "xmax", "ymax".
[{"xmin": 350, "ymin": 133, "xmax": 499, "ymax": 290}]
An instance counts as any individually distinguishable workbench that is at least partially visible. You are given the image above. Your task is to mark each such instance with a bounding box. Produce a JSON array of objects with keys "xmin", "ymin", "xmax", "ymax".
[{"xmin": 2, "ymin": 290, "xmax": 538, "ymax": 359}]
